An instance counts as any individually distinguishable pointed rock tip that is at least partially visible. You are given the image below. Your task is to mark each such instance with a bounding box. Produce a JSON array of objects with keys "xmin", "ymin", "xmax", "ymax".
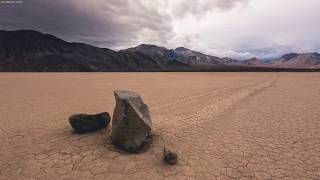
[{"xmin": 114, "ymin": 90, "xmax": 140, "ymax": 99}]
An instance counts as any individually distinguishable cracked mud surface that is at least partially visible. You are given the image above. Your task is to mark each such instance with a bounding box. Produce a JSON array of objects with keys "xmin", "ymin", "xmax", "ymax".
[{"xmin": 0, "ymin": 72, "xmax": 320, "ymax": 180}]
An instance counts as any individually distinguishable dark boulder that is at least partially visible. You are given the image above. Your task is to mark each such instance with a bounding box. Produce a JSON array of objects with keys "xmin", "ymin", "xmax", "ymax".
[
  {"xmin": 111, "ymin": 90, "xmax": 152, "ymax": 153},
  {"xmin": 69, "ymin": 112, "xmax": 110, "ymax": 133}
]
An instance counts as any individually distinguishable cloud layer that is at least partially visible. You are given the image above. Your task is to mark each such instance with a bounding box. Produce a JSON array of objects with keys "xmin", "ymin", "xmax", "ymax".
[
  {"xmin": 1, "ymin": 0, "xmax": 319, "ymax": 59},
  {"xmin": 0, "ymin": 0, "xmax": 174, "ymax": 48}
]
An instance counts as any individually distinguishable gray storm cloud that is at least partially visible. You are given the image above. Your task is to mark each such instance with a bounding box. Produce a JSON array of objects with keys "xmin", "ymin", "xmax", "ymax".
[
  {"xmin": 170, "ymin": 0, "xmax": 249, "ymax": 18},
  {"xmin": 0, "ymin": 0, "xmax": 173, "ymax": 48},
  {"xmin": 0, "ymin": 0, "xmax": 247, "ymax": 49},
  {"xmin": 1, "ymin": 0, "xmax": 319, "ymax": 59}
]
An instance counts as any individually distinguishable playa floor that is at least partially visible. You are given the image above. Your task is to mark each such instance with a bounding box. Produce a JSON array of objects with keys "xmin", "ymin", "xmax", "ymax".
[{"xmin": 0, "ymin": 72, "xmax": 320, "ymax": 180}]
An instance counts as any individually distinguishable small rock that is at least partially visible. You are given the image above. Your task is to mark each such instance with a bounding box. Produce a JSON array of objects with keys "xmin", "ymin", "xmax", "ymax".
[
  {"xmin": 111, "ymin": 90, "xmax": 152, "ymax": 153},
  {"xmin": 163, "ymin": 148, "xmax": 178, "ymax": 165},
  {"xmin": 69, "ymin": 112, "xmax": 110, "ymax": 134}
]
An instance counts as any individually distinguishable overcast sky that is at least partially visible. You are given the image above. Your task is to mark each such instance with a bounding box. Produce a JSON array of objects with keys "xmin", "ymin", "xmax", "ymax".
[{"xmin": 1, "ymin": 0, "xmax": 320, "ymax": 59}]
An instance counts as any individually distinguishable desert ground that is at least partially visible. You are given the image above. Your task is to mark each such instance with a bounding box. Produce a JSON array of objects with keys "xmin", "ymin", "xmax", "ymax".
[{"xmin": 0, "ymin": 72, "xmax": 320, "ymax": 180}]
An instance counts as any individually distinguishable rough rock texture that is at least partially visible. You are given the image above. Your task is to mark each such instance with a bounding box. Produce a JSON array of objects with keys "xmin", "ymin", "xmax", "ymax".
[
  {"xmin": 69, "ymin": 112, "xmax": 110, "ymax": 133},
  {"xmin": 111, "ymin": 90, "xmax": 152, "ymax": 153}
]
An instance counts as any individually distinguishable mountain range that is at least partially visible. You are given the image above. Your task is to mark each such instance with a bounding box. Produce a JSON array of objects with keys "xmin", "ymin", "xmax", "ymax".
[{"xmin": 0, "ymin": 30, "xmax": 319, "ymax": 72}]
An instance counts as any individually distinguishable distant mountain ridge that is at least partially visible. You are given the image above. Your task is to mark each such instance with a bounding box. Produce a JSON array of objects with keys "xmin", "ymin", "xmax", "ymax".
[
  {"xmin": 0, "ymin": 30, "xmax": 189, "ymax": 71},
  {"xmin": 124, "ymin": 44, "xmax": 228, "ymax": 65},
  {"xmin": 271, "ymin": 53, "xmax": 320, "ymax": 68},
  {"xmin": 123, "ymin": 44, "xmax": 178, "ymax": 62},
  {"xmin": 0, "ymin": 30, "xmax": 319, "ymax": 71},
  {"xmin": 124, "ymin": 44, "xmax": 320, "ymax": 69},
  {"xmin": 242, "ymin": 57, "xmax": 266, "ymax": 66}
]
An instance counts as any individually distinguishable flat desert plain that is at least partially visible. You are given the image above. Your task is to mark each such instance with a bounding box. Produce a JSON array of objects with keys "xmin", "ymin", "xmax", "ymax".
[{"xmin": 0, "ymin": 72, "xmax": 320, "ymax": 180}]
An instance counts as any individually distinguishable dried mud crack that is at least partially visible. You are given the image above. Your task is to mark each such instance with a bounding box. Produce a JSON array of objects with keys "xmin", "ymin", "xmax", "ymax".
[{"xmin": 0, "ymin": 72, "xmax": 320, "ymax": 180}]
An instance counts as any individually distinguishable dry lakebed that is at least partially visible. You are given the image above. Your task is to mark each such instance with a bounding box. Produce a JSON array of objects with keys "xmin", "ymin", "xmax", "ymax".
[{"xmin": 0, "ymin": 72, "xmax": 320, "ymax": 180}]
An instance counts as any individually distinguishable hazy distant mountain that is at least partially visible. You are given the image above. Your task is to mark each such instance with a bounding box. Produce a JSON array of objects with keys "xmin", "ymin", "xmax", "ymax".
[
  {"xmin": 227, "ymin": 54, "xmax": 320, "ymax": 69},
  {"xmin": 0, "ymin": 30, "xmax": 319, "ymax": 71},
  {"xmin": 270, "ymin": 53, "xmax": 320, "ymax": 68},
  {"xmin": 173, "ymin": 47, "xmax": 225, "ymax": 65},
  {"xmin": 242, "ymin": 57, "xmax": 266, "ymax": 66},
  {"xmin": 0, "ymin": 30, "xmax": 189, "ymax": 71},
  {"xmin": 280, "ymin": 53, "xmax": 299, "ymax": 62},
  {"xmin": 124, "ymin": 44, "xmax": 231, "ymax": 65},
  {"xmin": 123, "ymin": 44, "xmax": 178, "ymax": 61}
]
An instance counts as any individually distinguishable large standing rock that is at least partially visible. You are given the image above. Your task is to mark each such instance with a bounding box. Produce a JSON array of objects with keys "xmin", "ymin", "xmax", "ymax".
[
  {"xmin": 69, "ymin": 112, "xmax": 110, "ymax": 134},
  {"xmin": 111, "ymin": 90, "xmax": 152, "ymax": 153}
]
